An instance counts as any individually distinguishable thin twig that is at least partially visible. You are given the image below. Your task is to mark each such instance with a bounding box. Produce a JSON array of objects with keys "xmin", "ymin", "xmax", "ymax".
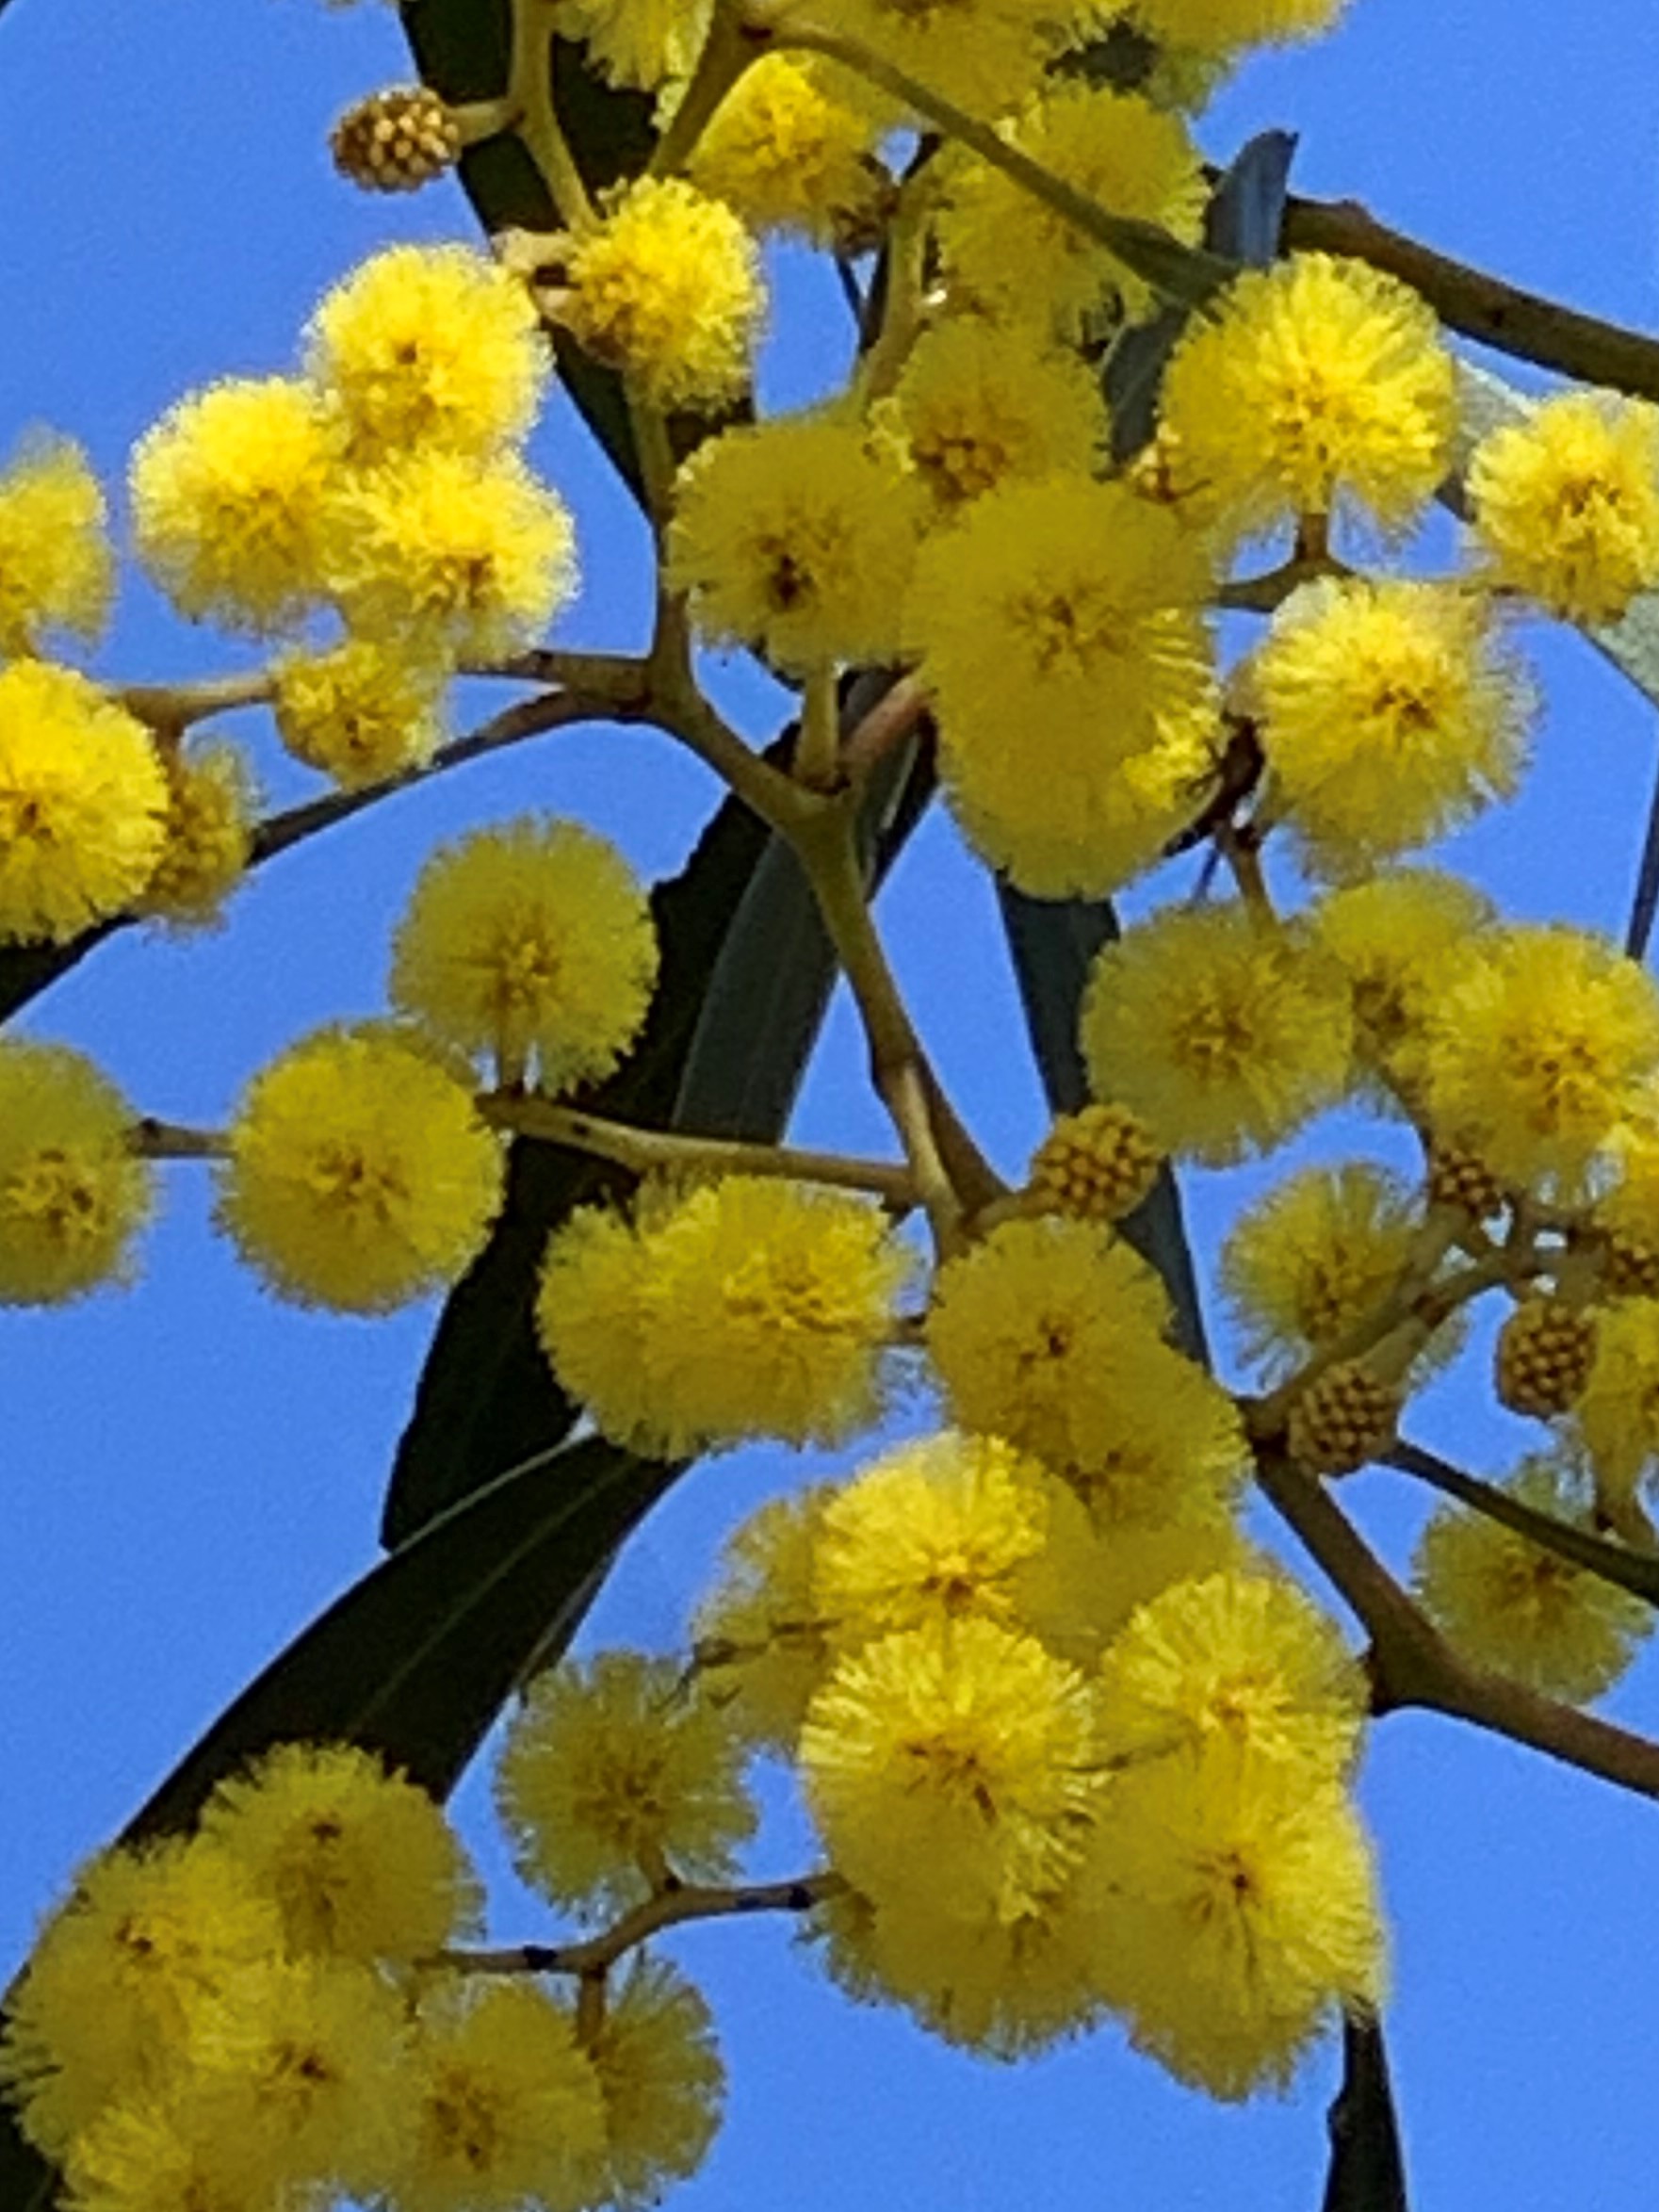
[
  {"xmin": 840, "ymin": 672, "xmax": 930, "ymax": 788},
  {"xmin": 437, "ymin": 1870, "xmax": 844, "ymax": 1980}
]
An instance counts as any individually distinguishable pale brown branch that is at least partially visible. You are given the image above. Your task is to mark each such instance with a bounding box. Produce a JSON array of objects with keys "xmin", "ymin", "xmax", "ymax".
[{"xmin": 438, "ymin": 1870, "xmax": 844, "ymax": 1980}]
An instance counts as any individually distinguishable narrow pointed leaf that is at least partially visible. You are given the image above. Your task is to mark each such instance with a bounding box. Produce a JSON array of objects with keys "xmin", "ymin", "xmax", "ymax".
[{"xmin": 1323, "ymin": 2015, "xmax": 1410, "ymax": 2212}]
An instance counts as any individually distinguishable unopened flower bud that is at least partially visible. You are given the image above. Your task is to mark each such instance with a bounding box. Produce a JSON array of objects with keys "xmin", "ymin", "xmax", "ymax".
[{"xmin": 331, "ymin": 87, "xmax": 461, "ymax": 195}]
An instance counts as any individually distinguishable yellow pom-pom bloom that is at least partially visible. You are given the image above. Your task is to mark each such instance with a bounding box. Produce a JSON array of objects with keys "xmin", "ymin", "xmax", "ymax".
[
  {"xmin": 1081, "ymin": 1750, "xmax": 1384, "ymax": 2099},
  {"xmin": 666, "ymin": 414, "xmax": 926, "ymax": 674},
  {"xmin": 1248, "ymin": 577, "xmax": 1534, "ymax": 880},
  {"xmin": 925, "ymin": 1214, "xmax": 1171, "ymax": 1473},
  {"xmin": 1054, "ymin": 1337, "xmax": 1248, "ymax": 1534},
  {"xmin": 1413, "ymin": 1456, "xmax": 1652, "ymax": 1701},
  {"xmin": 199, "ymin": 1740, "xmax": 480, "ymax": 1962},
  {"xmin": 129, "ymin": 377, "xmax": 342, "ymax": 631},
  {"xmin": 1309, "ymin": 868, "xmax": 1493, "ymax": 1084},
  {"xmin": 0, "ymin": 1840, "xmax": 283, "ymax": 2158},
  {"xmin": 588, "ymin": 1957, "xmax": 724, "ymax": 2211},
  {"xmin": 1222, "ymin": 1162, "xmax": 1426, "ymax": 1382},
  {"xmin": 1131, "ymin": 0, "xmax": 1348, "ymax": 53},
  {"xmin": 689, "ymin": 57, "xmax": 884, "ymax": 245},
  {"xmin": 319, "ymin": 447, "xmax": 577, "ymax": 659},
  {"xmin": 882, "ymin": 318, "xmax": 1109, "ymax": 512},
  {"xmin": 1080, "ymin": 903, "xmax": 1354, "ymax": 1163},
  {"xmin": 554, "ymin": 0, "xmax": 711, "ymax": 92},
  {"xmin": 0, "ymin": 435, "xmax": 113, "ymax": 658},
  {"xmin": 216, "ymin": 1024, "xmax": 505, "ymax": 1311},
  {"xmin": 1468, "ymin": 391, "xmax": 1659, "ymax": 625},
  {"xmin": 1097, "ymin": 1569, "xmax": 1366, "ymax": 1780},
  {"xmin": 273, "ymin": 636, "xmax": 448, "ymax": 789},
  {"xmin": 0, "ymin": 659, "xmax": 168, "ymax": 944},
  {"xmin": 389, "ymin": 815, "xmax": 659, "ymax": 1090},
  {"xmin": 61, "ymin": 2089, "xmax": 271, "ymax": 2212},
  {"xmin": 813, "ymin": 1430, "xmax": 1106, "ymax": 1664},
  {"xmin": 693, "ymin": 1486, "xmax": 836, "ymax": 1752},
  {"xmin": 305, "ymin": 241, "xmax": 549, "ymax": 459},
  {"xmin": 0, "ymin": 1040, "xmax": 155, "ymax": 1304},
  {"xmin": 1159, "ymin": 253, "xmax": 1456, "ymax": 545},
  {"xmin": 137, "ymin": 741, "xmax": 255, "ymax": 929},
  {"xmin": 1416, "ymin": 924, "xmax": 1659, "ymax": 1198},
  {"xmin": 938, "ymin": 86, "xmax": 1207, "ymax": 329},
  {"xmin": 809, "ymin": 0, "xmax": 1088, "ymax": 122},
  {"xmin": 538, "ymin": 1174, "xmax": 911, "ymax": 1456},
  {"xmin": 552, "ymin": 179, "xmax": 764, "ymax": 413},
  {"xmin": 495, "ymin": 1651, "xmax": 756, "ymax": 1915},
  {"xmin": 1570, "ymin": 1299, "xmax": 1659, "ymax": 1542},
  {"xmin": 800, "ymin": 1617, "xmax": 1104, "ymax": 1926},
  {"xmin": 398, "ymin": 1980, "xmax": 606, "ymax": 2212},
  {"xmin": 1070, "ymin": 1507, "xmax": 1249, "ymax": 1647}
]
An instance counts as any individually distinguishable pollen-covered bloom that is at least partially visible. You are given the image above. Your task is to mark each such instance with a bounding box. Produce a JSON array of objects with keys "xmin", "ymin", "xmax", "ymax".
[
  {"xmin": 688, "ymin": 57, "xmax": 885, "ymax": 246},
  {"xmin": 61, "ymin": 2084, "xmax": 286, "ymax": 2212},
  {"xmin": 389, "ymin": 815, "xmax": 659, "ymax": 1090},
  {"xmin": 1467, "ymin": 390, "xmax": 1659, "ymax": 625},
  {"xmin": 0, "ymin": 1040, "xmax": 155, "ymax": 1304},
  {"xmin": 215, "ymin": 1023, "xmax": 506, "ymax": 1311},
  {"xmin": 553, "ymin": 0, "xmax": 711, "ymax": 93},
  {"xmin": 1247, "ymin": 577, "xmax": 1534, "ymax": 879},
  {"xmin": 319, "ymin": 447, "xmax": 577, "ymax": 659},
  {"xmin": 537, "ymin": 1174, "xmax": 911, "ymax": 1456},
  {"xmin": 805, "ymin": 0, "xmax": 1091, "ymax": 126},
  {"xmin": 305, "ymin": 240, "xmax": 549, "ymax": 459},
  {"xmin": 587, "ymin": 1957, "xmax": 725, "ymax": 2212},
  {"xmin": 812, "ymin": 1431, "xmax": 1106, "ymax": 1664},
  {"xmin": 1079, "ymin": 1748, "xmax": 1384, "ymax": 2100},
  {"xmin": 1059, "ymin": 1342, "xmax": 1249, "ymax": 1537},
  {"xmin": 1097, "ymin": 1569, "xmax": 1366, "ymax": 1780},
  {"xmin": 937, "ymin": 86, "xmax": 1207, "ymax": 330},
  {"xmin": 0, "ymin": 435, "xmax": 114, "ymax": 658},
  {"xmin": 1130, "ymin": 0, "xmax": 1349, "ymax": 53},
  {"xmin": 692, "ymin": 1487, "xmax": 837, "ymax": 1753},
  {"xmin": 881, "ymin": 318, "xmax": 1109, "ymax": 512},
  {"xmin": 396, "ymin": 1979, "xmax": 606, "ymax": 2212},
  {"xmin": 129, "ymin": 376, "xmax": 343, "ymax": 631},
  {"xmin": 1308, "ymin": 868, "xmax": 1493, "ymax": 1088},
  {"xmin": 1570, "ymin": 1299, "xmax": 1659, "ymax": 1543},
  {"xmin": 1415, "ymin": 923, "xmax": 1659, "ymax": 1198},
  {"xmin": 198, "ymin": 1740, "xmax": 480, "ymax": 1963},
  {"xmin": 1158, "ymin": 253, "xmax": 1456, "ymax": 545},
  {"xmin": 137, "ymin": 741, "xmax": 256, "ymax": 930},
  {"xmin": 666, "ymin": 414, "xmax": 926, "ymax": 674},
  {"xmin": 0, "ymin": 1839, "xmax": 283, "ymax": 2158},
  {"xmin": 800, "ymin": 1617, "xmax": 1104, "ymax": 1926},
  {"xmin": 549, "ymin": 179, "xmax": 764, "ymax": 413},
  {"xmin": 273, "ymin": 636, "xmax": 449, "ymax": 789},
  {"xmin": 495, "ymin": 1651, "xmax": 756, "ymax": 1915},
  {"xmin": 1413, "ymin": 1456, "xmax": 1652, "ymax": 1701},
  {"xmin": 0, "ymin": 659, "xmax": 169, "ymax": 944},
  {"xmin": 1080, "ymin": 903, "xmax": 1354, "ymax": 1163}
]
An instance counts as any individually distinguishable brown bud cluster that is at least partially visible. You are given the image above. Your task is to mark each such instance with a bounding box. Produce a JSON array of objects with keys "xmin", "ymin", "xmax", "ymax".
[
  {"xmin": 1495, "ymin": 1296, "xmax": 1597, "ymax": 1419},
  {"xmin": 1026, "ymin": 1102, "xmax": 1163, "ymax": 1227},
  {"xmin": 1424, "ymin": 1142, "xmax": 1505, "ymax": 1222},
  {"xmin": 1600, "ymin": 1228, "xmax": 1659, "ymax": 1300},
  {"xmin": 1285, "ymin": 1360, "xmax": 1400, "ymax": 1478},
  {"xmin": 331, "ymin": 87, "xmax": 461, "ymax": 195}
]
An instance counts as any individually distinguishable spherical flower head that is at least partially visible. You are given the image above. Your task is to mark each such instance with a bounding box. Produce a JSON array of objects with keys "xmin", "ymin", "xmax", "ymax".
[
  {"xmin": 1098, "ymin": 1568, "xmax": 1366, "ymax": 1781},
  {"xmin": 588, "ymin": 1957, "xmax": 724, "ymax": 2211},
  {"xmin": 1416, "ymin": 923, "xmax": 1659, "ymax": 1198},
  {"xmin": 1248, "ymin": 577, "xmax": 1535, "ymax": 880},
  {"xmin": 61, "ymin": 2087, "xmax": 274, "ymax": 2212},
  {"xmin": 1079, "ymin": 1748, "xmax": 1384, "ymax": 2099},
  {"xmin": 397, "ymin": 1978, "xmax": 606, "ymax": 2212},
  {"xmin": 216, "ymin": 1023, "xmax": 506, "ymax": 1312},
  {"xmin": 688, "ymin": 57, "xmax": 885, "ymax": 246},
  {"xmin": 136, "ymin": 740, "xmax": 256, "ymax": 930},
  {"xmin": 1308, "ymin": 868, "xmax": 1493, "ymax": 1088},
  {"xmin": 319, "ymin": 447, "xmax": 577, "ymax": 659},
  {"xmin": 537, "ymin": 1174, "xmax": 912, "ymax": 1456},
  {"xmin": 129, "ymin": 377, "xmax": 342, "ymax": 632},
  {"xmin": 0, "ymin": 1839, "xmax": 283, "ymax": 2158},
  {"xmin": 0, "ymin": 434, "xmax": 114, "ymax": 658},
  {"xmin": 1026, "ymin": 1100, "xmax": 1164, "ymax": 1225},
  {"xmin": 1413, "ymin": 1455, "xmax": 1652, "ymax": 1701},
  {"xmin": 802, "ymin": 1618, "xmax": 1103, "ymax": 1926},
  {"xmin": 925, "ymin": 1213, "xmax": 1172, "ymax": 1473},
  {"xmin": 0, "ymin": 659, "xmax": 168, "ymax": 944},
  {"xmin": 802, "ymin": 0, "xmax": 1092, "ymax": 129},
  {"xmin": 389, "ymin": 814, "xmax": 659, "ymax": 1090},
  {"xmin": 494, "ymin": 1651, "xmax": 756, "ymax": 1916},
  {"xmin": 304, "ymin": 241, "xmax": 549, "ymax": 460},
  {"xmin": 1130, "ymin": 0, "xmax": 1348, "ymax": 55},
  {"xmin": 554, "ymin": 0, "xmax": 712, "ymax": 93},
  {"xmin": 0, "ymin": 1040, "xmax": 155, "ymax": 1304},
  {"xmin": 1467, "ymin": 391, "xmax": 1659, "ymax": 625},
  {"xmin": 1159, "ymin": 253, "xmax": 1456, "ymax": 546},
  {"xmin": 813, "ymin": 1430, "xmax": 1107, "ymax": 1664},
  {"xmin": 882, "ymin": 318, "xmax": 1109, "ymax": 512},
  {"xmin": 1570, "ymin": 1297, "xmax": 1659, "ymax": 1541},
  {"xmin": 692, "ymin": 1485, "xmax": 837, "ymax": 1752},
  {"xmin": 1080, "ymin": 903, "xmax": 1354, "ymax": 1164},
  {"xmin": 1059, "ymin": 1334, "xmax": 1249, "ymax": 1540},
  {"xmin": 550, "ymin": 179, "xmax": 764, "ymax": 414},
  {"xmin": 1072, "ymin": 1504, "xmax": 1249, "ymax": 1646},
  {"xmin": 666, "ymin": 414, "xmax": 926, "ymax": 674},
  {"xmin": 198, "ymin": 1740, "xmax": 480, "ymax": 1962},
  {"xmin": 273, "ymin": 635, "xmax": 449, "ymax": 789},
  {"xmin": 937, "ymin": 86, "xmax": 1207, "ymax": 330},
  {"xmin": 1595, "ymin": 1127, "xmax": 1659, "ymax": 1277}
]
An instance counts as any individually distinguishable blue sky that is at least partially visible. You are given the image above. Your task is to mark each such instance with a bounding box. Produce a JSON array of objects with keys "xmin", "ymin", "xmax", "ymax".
[{"xmin": 5, "ymin": 2, "xmax": 1659, "ymax": 2206}]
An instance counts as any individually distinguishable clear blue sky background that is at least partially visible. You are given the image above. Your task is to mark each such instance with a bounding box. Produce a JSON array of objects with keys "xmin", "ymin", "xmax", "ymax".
[{"xmin": 5, "ymin": 3, "xmax": 1659, "ymax": 2206}]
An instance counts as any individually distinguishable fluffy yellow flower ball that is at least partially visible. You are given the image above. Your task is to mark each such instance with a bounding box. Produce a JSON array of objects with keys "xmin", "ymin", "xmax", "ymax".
[
  {"xmin": 1308, "ymin": 868, "xmax": 1494, "ymax": 1088},
  {"xmin": 586, "ymin": 1957, "xmax": 725, "ymax": 2212},
  {"xmin": 692, "ymin": 1486, "xmax": 838, "ymax": 1751},
  {"xmin": 1131, "ymin": 0, "xmax": 1349, "ymax": 54},
  {"xmin": 0, "ymin": 435, "xmax": 113, "ymax": 659},
  {"xmin": 1467, "ymin": 390, "xmax": 1659, "ymax": 625},
  {"xmin": 882, "ymin": 317, "xmax": 1109, "ymax": 512},
  {"xmin": 273, "ymin": 636, "xmax": 448, "ymax": 789},
  {"xmin": 137, "ymin": 740, "xmax": 256, "ymax": 930},
  {"xmin": 689, "ymin": 57, "xmax": 886, "ymax": 246},
  {"xmin": 0, "ymin": 1040, "xmax": 155, "ymax": 1304}
]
